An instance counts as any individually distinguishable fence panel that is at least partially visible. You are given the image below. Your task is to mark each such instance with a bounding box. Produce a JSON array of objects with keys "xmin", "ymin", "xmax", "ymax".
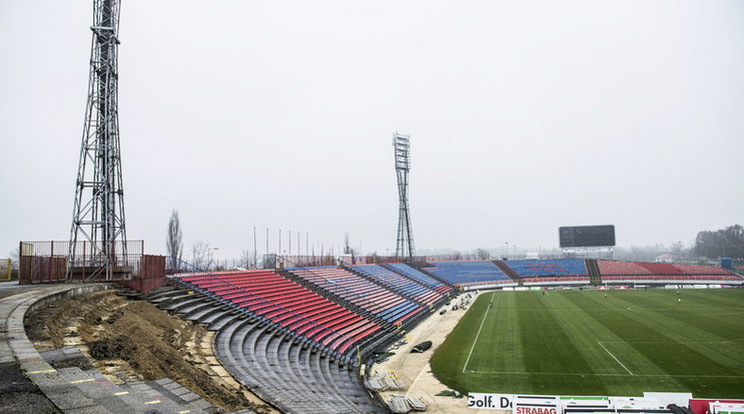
[{"xmin": 0, "ymin": 258, "xmax": 10, "ymax": 281}]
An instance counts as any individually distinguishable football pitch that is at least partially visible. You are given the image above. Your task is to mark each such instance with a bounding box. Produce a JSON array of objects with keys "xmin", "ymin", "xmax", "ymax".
[{"xmin": 430, "ymin": 289, "xmax": 744, "ymax": 398}]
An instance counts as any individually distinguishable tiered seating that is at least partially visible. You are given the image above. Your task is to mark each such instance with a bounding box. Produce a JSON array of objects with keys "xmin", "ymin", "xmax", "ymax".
[
  {"xmin": 597, "ymin": 260, "xmax": 652, "ymax": 277},
  {"xmin": 675, "ymin": 264, "xmax": 736, "ymax": 275},
  {"xmin": 214, "ymin": 316, "xmax": 387, "ymax": 413},
  {"xmin": 637, "ymin": 262, "xmax": 683, "ymax": 275},
  {"xmin": 382, "ymin": 263, "xmax": 455, "ymax": 295},
  {"xmin": 350, "ymin": 265, "xmax": 443, "ymax": 306},
  {"xmin": 503, "ymin": 259, "xmax": 590, "ymax": 283},
  {"xmin": 286, "ymin": 266, "xmax": 423, "ymax": 326},
  {"xmin": 177, "ymin": 270, "xmax": 381, "ymax": 356},
  {"xmin": 598, "ymin": 260, "xmax": 740, "ymax": 282},
  {"xmin": 155, "ymin": 284, "xmax": 388, "ymax": 413},
  {"xmin": 425, "ymin": 261, "xmax": 513, "ymax": 286}
]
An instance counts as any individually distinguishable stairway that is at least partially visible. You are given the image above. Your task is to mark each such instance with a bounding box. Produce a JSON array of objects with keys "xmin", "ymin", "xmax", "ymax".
[
  {"xmin": 586, "ymin": 259, "xmax": 602, "ymax": 285},
  {"xmin": 493, "ymin": 260, "xmax": 521, "ymax": 282}
]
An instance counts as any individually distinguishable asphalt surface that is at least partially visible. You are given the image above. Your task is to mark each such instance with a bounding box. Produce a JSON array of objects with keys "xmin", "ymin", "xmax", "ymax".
[
  {"xmin": 0, "ymin": 361, "xmax": 61, "ymax": 413},
  {"xmin": 0, "ymin": 281, "xmax": 62, "ymax": 413}
]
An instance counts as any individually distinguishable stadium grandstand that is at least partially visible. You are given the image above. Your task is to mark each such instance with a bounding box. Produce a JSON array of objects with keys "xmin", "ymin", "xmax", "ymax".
[
  {"xmin": 8, "ymin": 1, "xmax": 741, "ymax": 412},
  {"xmin": 148, "ymin": 258, "xmax": 740, "ymax": 412},
  {"xmin": 502, "ymin": 259, "xmax": 590, "ymax": 284},
  {"xmin": 596, "ymin": 260, "xmax": 741, "ymax": 283},
  {"xmin": 284, "ymin": 266, "xmax": 425, "ymax": 327},
  {"xmin": 411, "ymin": 259, "xmax": 742, "ymax": 288},
  {"xmin": 349, "ymin": 264, "xmax": 449, "ymax": 308},
  {"xmin": 6, "ymin": 257, "xmax": 742, "ymax": 413},
  {"xmin": 421, "ymin": 261, "xmax": 513, "ymax": 286}
]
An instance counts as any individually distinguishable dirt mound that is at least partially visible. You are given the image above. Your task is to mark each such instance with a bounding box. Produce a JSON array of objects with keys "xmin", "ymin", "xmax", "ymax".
[
  {"xmin": 26, "ymin": 289, "xmax": 276, "ymax": 413},
  {"xmin": 88, "ymin": 336, "xmax": 135, "ymax": 360}
]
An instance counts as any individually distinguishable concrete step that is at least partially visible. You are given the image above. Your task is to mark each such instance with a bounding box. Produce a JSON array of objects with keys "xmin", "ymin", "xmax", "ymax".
[
  {"xmin": 59, "ymin": 366, "xmax": 214, "ymax": 414},
  {"xmin": 146, "ymin": 378, "xmax": 215, "ymax": 413},
  {"xmin": 147, "ymin": 288, "xmax": 186, "ymax": 304},
  {"xmin": 56, "ymin": 366, "xmax": 140, "ymax": 414},
  {"xmin": 207, "ymin": 311, "xmax": 240, "ymax": 331},
  {"xmin": 38, "ymin": 346, "xmax": 95, "ymax": 371},
  {"xmin": 160, "ymin": 295, "xmax": 207, "ymax": 312},
  {"xmin": 184, "ymin": 303, "xmax": 222, "ymax": 322},
  {"xmin": 121, "ymin": 380, "xmax": 211, "ymax": 414}
]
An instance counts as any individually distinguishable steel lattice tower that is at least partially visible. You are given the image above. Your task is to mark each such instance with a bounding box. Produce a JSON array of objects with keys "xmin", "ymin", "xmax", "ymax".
[
  {"xmin": 68, "ymin": 0, "xmax": 127, "ymax": 281},
  {"xmin": 393, "ymin": 132, "xmax": 415, "ymax": 260}
]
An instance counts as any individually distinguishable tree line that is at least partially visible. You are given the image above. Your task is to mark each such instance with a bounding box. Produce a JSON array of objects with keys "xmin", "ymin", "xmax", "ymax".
[{"xmin": 694, "ymin": 224, "xmax": 744, "ymax": 259}]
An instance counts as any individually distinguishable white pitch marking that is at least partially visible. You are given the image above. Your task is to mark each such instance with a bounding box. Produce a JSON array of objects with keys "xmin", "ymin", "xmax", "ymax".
[
  {"xmin": 463, "ymin": 370, "xmax": 744, "ymax": 378},
  {"xmin": 598, "ymin": 341, "xmax": 633, "ymax": 376},
  {"xmin": 462, "ymin": 293, "xmax": 493, "ymax": 373}
]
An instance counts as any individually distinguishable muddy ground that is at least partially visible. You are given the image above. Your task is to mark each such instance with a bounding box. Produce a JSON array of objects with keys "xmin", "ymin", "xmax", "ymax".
[{"xmin": 25, "ymin": 289, "xmax": 277, "ymax": 414}]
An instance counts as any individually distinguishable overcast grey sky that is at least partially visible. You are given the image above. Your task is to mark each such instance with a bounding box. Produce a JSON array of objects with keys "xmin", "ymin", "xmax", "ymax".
[{"xmin": 1, "ymin": 0, "xmax": 743, "ymax": 262}]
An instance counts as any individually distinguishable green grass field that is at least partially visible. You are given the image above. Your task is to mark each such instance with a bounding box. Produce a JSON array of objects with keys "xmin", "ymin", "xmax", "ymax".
[{"xmin": 430, "ymin": 289, "xmax": 744, "ymax": 398}]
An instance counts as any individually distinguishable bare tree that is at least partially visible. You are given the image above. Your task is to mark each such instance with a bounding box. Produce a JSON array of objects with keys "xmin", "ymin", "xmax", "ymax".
[
  {"xmin": 475, "ymin": 248, "xmax": 490, "ymax": 260},
  {"xmin": 8, "ymin": 248, "xmax": 19, "ymax": 270},
  {"xmin": 668, "ymin": 241, "xmax": 688, "ymax": 259},
  {"xmin": 190, "ymin": 240, "xmax": 211, "ymax": 270},
  {"xmin": 343, "ymin": 232, "xmax": 354, "ymax": 255},
  {"xmin": 239, "ymin": 249, "xmax": 253, "ymax": 269},
  {"xmin": 213, "ymin": 259, "xmax": 228, "ymax": 271},
  {"xmin": 695, "ymin": 224, "xmax": 744, "ymax": 259},
  {"xmin": 252, "ymin": 249, "xmax": 260, "ymax": 269},
  {"xmin": 7, "ymin": 248, "xmax": 19, "ymax": 280},
  {"xmin": 166, "ymin": 210, "xmax": 183, "ymax": 270}
]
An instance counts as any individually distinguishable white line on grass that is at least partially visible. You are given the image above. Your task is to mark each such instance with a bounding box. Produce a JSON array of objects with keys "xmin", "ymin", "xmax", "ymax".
[
  {"xmin": 598, "ymin": 342, "xmax": 633, "ymax": 376},
  {"xmin": 599, "ymin": 338, "xmax": 744, "ymax": 345},
  {"xmin": 463, "ymin": 370, "xmax": 744, "ymax": 378},
  {"xmin": 462, "ymin": 293, "xmax": 493, "ymax": 373}
]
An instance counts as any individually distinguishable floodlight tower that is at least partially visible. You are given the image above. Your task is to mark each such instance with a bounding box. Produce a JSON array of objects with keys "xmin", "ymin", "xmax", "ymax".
[
  {"xmin": 393, "ymin": 132, "xmax": 415, "ymax": 260},
  {"xmin": 68, "ymin": 0, "xmax": 127, "ymax": 281}
]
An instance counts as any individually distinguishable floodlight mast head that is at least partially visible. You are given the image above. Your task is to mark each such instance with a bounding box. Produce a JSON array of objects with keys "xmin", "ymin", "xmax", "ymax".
[
  {"xmin": 393, "ymin": 132, "xmax": 415, "ymax": 260},
  {"xmin": 393, "ymin": 133, "xmax": 411, "ymax": 171}
]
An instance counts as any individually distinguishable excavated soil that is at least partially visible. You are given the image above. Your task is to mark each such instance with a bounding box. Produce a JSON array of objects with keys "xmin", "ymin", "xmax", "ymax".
[{"xmin": 25, "ymin": 289, "xmax": 277, "ymax": 414}]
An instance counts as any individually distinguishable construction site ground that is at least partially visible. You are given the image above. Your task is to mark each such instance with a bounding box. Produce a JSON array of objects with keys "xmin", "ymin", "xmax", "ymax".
[{"xmin": 24, "ymin": 289, "xmax": 277, "ymax": 414}]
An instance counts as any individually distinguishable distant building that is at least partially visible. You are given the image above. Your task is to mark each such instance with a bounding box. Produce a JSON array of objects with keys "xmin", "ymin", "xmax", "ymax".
[{"xmin": 655, "ymin": 253, "xmax": 675, "ymax": 263}]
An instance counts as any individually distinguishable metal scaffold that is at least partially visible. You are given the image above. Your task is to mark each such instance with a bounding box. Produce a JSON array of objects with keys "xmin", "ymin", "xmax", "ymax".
[
  {"xmin": 393, "ymin": 132, "xmax": 415, "ymax": 260},
  {"xmin": 68, "ymin": 0, "xmax": 128, "ymax": 281}
]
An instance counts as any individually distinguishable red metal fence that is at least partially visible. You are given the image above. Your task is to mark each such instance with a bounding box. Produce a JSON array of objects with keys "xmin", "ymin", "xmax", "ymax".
[
  {"xmin": 19, "ymin": 241, "xmax": 165, "ymax": 292},
  {"xmin": 120, "ymin": 255, "xmax": 166, "ymax": 294}
]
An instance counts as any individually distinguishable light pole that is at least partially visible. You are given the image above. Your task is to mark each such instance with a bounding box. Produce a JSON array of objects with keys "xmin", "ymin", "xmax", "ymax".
[{"xmin": 207, "ymin": 247, "xmax": 219, "ymax": 271}]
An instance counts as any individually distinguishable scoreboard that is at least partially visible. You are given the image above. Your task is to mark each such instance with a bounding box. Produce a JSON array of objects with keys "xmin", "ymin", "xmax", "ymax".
[{"xmin": 559, "ymin": 225, "xmax": 616, "ymax": 248}]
